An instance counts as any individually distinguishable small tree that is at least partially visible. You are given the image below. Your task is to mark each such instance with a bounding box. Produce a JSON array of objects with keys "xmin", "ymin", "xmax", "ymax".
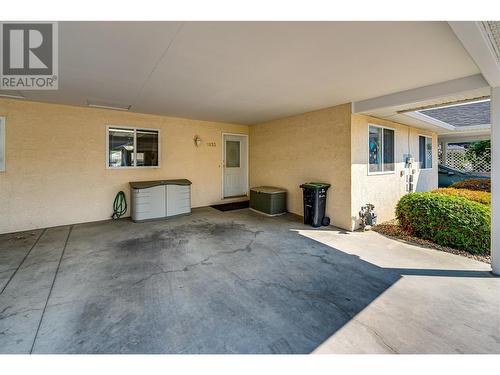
[{"xmin": 465, "ymin": 140, "xmax": 491, "ymax": 172}]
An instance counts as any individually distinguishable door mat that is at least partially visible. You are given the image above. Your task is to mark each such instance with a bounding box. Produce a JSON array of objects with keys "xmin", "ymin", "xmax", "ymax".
[{"xmin": 210, "ymin": 200, "xmax": 250, "ymax": 212}]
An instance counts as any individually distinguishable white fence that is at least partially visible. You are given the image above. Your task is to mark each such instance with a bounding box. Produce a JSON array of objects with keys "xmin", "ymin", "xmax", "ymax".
[{"xmin": 439, "ymin": 148, "xmax": 491, "ymax": 174}]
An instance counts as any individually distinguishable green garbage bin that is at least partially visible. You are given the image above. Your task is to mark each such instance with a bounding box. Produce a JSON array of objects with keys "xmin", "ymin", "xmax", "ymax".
[{"xmin": 300, "ymin": 182, "xmax": 331, "ymax": 227}]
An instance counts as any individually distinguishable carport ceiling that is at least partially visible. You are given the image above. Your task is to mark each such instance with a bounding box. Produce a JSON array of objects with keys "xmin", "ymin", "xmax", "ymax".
[{"xmin": 1, "ymin": 21, "xmax": 480, "ymax": 125}]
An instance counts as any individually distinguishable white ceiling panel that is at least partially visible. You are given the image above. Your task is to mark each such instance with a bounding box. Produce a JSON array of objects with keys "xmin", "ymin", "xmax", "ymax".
[
  {"xmin": 1, "ymin": 21, "xmax": 479, "ymax": 124},
  {"xmin": 25, "ymin": 22, "xmax": 182, "ymax": 107}
]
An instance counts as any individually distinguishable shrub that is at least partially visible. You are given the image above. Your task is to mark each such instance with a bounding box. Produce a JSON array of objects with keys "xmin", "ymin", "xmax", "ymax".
[
  {"xmin": 450, "ymin": 178, "xmax": 491, "ymax": 192},
  {"xmin": 466, "ymin": 140, "xmax": 491, "ymax": 164},
  {"xmin": 396, "ymin": 192, "xmax": 490, "ymax": 254},
  {"xmin": 432, "ymin": 188, "xmax": 491, "ymax": 206}
]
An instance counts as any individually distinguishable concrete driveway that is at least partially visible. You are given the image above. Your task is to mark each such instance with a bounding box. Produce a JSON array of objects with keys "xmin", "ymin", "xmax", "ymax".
[{"xmin": 0, "ymin": 208, "xmax": 498, "ymax": 354}]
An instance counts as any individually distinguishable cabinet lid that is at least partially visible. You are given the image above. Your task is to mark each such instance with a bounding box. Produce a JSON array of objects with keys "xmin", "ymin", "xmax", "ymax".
[
  {"xmin": 250, "ymin": 186, "xmax": 287, "ymax": 194},
  {"xmin": 130, "ymin": 179, "xmax": 192, "ymax": 189}
]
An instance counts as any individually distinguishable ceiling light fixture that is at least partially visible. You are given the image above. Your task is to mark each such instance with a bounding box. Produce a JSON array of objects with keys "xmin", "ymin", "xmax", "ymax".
[
  {"xmin": 0, "ymin": 92, "xmax": 25, "ymax": 100},
  {"xmin": 87, "ymin": 100, "xmax": 131, "ymax": 111}
]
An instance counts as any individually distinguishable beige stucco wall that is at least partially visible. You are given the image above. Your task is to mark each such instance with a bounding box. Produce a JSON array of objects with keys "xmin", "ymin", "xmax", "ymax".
[
  {"xmin": 0, "ymin": 98, "xmax": 439, "ymax": 235},
  {"xmin": 249, "ymin": 103, "xmax": 352, "ymax": 230},
  {"xmin": 350, "ymin": 114, "xmax": 438, "ymax": 230},
  {"xmin": 0, "ymin": 98, "xmax": 248, "ymax": 234}
]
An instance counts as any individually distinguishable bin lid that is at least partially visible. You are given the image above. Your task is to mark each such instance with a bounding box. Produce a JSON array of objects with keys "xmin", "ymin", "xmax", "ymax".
[
  {"xmin": 300, "ymin": 182, "xmax": 331, "ymax": 189},
  {"xmin": 250, "ymin": 186, "xmax": 287, "ymax": 194},
  {"xmin": 130, "ymin": 179, "xmax": 192, "ymax": 189}
]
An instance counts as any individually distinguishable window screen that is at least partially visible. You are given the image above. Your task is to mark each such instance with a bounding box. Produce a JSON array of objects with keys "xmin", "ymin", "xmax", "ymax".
[
  {"xmin": 383, "ymin": 128, "xmax": 395, "ymax": 171},
  {"xmin": 136, "ymin": 130, "xmax": 159, "ymax": 167}
]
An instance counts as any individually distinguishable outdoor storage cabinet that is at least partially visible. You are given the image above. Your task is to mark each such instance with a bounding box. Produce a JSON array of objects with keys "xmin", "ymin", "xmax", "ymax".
[
  {"xmin": 250, "ymin": 186, "xmax": 287, "ymax": 216},
  {"xmin": 130, "ymin": 179, "xmax": 192, "ymax": 222}
]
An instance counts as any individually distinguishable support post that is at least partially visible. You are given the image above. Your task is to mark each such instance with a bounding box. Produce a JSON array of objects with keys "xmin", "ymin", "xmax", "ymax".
[
  {"xmin": 442, "ymin": 141, "xmax": 448, "ymax": 165},
  {"xmin": 491, "ymin": 87, "xmax": 500, "ymax": 275}
]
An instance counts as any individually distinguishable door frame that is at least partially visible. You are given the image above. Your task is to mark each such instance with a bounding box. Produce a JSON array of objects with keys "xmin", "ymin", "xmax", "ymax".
[{"xmin": 221, "ymin": 132, "xmax": 249, "ymax": 200}]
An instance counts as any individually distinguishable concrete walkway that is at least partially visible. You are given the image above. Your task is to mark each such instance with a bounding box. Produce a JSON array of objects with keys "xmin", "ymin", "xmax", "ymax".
[{"xmin": 0, "ymin": 207, "xmax": 498, "ymax": 354}]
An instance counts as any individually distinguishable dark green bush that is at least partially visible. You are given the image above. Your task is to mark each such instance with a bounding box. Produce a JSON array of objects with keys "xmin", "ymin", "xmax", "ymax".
[
  {"xmin": 396, "ymin": 192, "xmax": 490, "ymax": 254},
  {"xmin": 450, "ymin": 178, "xmax": 491, "ymax": 192}
]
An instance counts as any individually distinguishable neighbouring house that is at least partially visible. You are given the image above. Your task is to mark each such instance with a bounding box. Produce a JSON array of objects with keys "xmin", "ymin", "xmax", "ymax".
[{"xmin": 430, "ymin": 99, "xmax": 492, "ymax": 185}]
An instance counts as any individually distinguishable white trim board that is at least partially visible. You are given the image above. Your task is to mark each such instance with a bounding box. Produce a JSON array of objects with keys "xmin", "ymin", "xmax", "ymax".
[
  {"xmin": 490, "ymin": 87, "xmax": 500, "ymax": 274},
  {"xmin": 352, "ymin": 74, "xmax": 489, "ymax": 114},
  {"xmin": 439, "ymin": 134, "xmax": 491, "ymax": 143},
  {"xmin": 449, "ymin": 22, "xmax": 500, "ymax": 88},
  {"xmin": 404, "ymin": 111, "xmax": 456, "ymax": 131},
  {"xmin": 0, "ymin": 117, "xmax": 5, "ymax": 172}
]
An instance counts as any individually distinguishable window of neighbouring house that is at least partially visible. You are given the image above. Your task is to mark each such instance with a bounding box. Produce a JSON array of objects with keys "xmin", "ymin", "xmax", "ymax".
[
  {"xmin": 107, "ymin": 127, "xmax": 159, "ymax": 168},
  {"xmin": 136, "ymin": 129, "xmax": 159, "ymax": 167},
  {"xmin": 419, "ymin": 135, "xmax": 433, "ymax": 169},
  {"xmin": 368, "ymin": 124, "xmax": 395, "ymax": 174},
  {"xmin": 0, "ymin": 117, "xmax": 5, "ymax": 172}
]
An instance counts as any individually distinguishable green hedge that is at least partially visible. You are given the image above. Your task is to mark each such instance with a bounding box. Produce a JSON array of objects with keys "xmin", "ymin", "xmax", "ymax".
[
  {"xmin": 450, "ymin": 178, "xmax": 491, "ymax": 192},
  {"xmin": 396, "ymin": 192, "xmax": 490, "ymax": 254}
]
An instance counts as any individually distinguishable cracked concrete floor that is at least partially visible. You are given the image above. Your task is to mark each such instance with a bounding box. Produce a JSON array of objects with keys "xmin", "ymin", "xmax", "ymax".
[{"xmin": 0, "ymin": 207, "xmax": 499, "ymax": 354}]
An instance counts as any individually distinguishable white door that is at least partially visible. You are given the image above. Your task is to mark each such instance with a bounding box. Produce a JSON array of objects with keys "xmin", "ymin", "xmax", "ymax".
[{"xmin": 223, "ymin": 134, "xmax": 248, "ymax": 198}]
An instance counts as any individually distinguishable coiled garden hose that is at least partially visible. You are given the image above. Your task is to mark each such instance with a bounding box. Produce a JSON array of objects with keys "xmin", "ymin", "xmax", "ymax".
[{"xmin": 111, "ymin": 191, "xmax": 127, "ymax": 220}]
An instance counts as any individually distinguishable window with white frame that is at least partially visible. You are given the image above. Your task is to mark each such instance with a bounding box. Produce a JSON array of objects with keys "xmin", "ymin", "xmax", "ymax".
[
  {"xmin": 419, "ymin": 135, "xmax": 433, "ymax": 169},
  {"xmin": 0, "ymin": 117, "xmax": 5, "ymax": 172},
  {"xmin": 107, "ymin": 127, "xmax": 159, "ymax": 168},
  {"xmin": 368, "ymin": 124, "xmax": 395, "ymax": 173}
]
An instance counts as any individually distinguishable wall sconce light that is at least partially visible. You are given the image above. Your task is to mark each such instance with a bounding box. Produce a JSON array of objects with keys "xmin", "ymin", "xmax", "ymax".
[{"xmin": 194, "ymin": 135, "xmax": 202, "ymax": 147}]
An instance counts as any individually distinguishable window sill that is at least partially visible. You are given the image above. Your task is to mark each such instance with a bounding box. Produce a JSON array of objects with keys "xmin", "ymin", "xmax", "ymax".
[
  {"xmin": 367, "ymin": 171, "xmax": 396, "ymax": 176},
  {"xmin": 107, "ymin": 166, "xmax": 161, "ymax": 170}
]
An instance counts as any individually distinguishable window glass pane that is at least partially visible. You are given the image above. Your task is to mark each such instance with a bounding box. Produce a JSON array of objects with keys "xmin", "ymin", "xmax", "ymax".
[
  {"xmin": 136, "ymin": 130, "xmax": 159, "ymax": 166},
  {"xmin": 419, "ymin": 136, "xmax": 426, "ymax": 169},
  {"xmin": 369, "ymin": 126, "xmax": 382, "ymax": 173},
  {"xmin": 383, "ymin": 128, "xmax": 395, "ymax": 171},
  {"xmin": 226, "ymin": 140, "xmax": 240, "ymax": 168},
  {"xmin": 419, "ymin": 136, "xmax": 432, "ymax": 169},
  {"xmin": 425, "ymin": 137, "xmax": 433, "ymax": 169},
  {"xmin": 108, "ymin": 128, "xmax": 134, "ymax": 167}
]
